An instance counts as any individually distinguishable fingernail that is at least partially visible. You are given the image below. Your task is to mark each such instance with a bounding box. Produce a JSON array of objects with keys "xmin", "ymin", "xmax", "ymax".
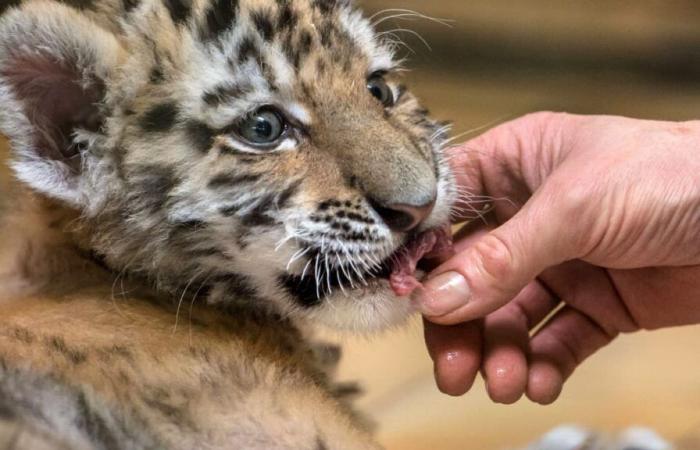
[{"xmin": 412, "ymin": 271, "xmax": 470, "ymax": 316}]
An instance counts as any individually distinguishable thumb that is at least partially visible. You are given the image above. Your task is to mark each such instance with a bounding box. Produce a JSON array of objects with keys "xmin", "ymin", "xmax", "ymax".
[{"xmin": 414, "ymin": 188, "xmax": 573, "ymax": 325}]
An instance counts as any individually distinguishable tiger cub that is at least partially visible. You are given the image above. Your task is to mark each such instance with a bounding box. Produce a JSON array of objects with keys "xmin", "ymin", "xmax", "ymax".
[{"xmin": 0, "ymin": 0, "xmax": 454, "ymax": 447}]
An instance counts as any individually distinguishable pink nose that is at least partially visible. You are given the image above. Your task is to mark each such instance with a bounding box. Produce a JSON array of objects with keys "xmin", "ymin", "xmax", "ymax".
[{"xmin": 370, "ymin": 198, "xmax": 436, "ymax": 232}]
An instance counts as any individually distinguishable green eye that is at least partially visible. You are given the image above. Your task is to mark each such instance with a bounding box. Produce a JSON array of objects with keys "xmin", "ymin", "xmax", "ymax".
[
  {"xmin": 367, "ymin": 76, "xmax": 394, "ymax": 107},
  {"xmin": 238, "ymin": 108, "xmax": 286, "ymax": 146}
]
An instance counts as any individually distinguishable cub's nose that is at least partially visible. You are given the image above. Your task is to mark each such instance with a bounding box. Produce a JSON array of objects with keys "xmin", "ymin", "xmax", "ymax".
[{"xmin": 369, "ymin": 197, "xmax": 436, "ymax": 232}]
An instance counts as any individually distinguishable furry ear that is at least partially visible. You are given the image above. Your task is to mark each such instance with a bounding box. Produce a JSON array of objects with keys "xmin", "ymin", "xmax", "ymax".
[{"xmin": 0, "ymin": 1, "xmax": 123, "ymax": 206}]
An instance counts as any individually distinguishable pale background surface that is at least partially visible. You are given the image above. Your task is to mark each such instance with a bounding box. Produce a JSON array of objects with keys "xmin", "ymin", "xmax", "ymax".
[
  {"xmin": 2, "ymin": 1, "xmax": 700, "ymax": 449},
  {"xmin": 338, "ymin": 1, "xmax": 700, "ymax": 449}
]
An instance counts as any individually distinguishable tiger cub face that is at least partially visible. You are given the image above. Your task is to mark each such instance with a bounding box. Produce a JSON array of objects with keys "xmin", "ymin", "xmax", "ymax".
[{"xmin": 0, "ymin": 0, "xmax": 455, "ymax": 331}]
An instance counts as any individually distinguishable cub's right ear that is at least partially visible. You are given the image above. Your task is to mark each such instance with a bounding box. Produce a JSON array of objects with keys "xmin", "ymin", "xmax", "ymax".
[{"xmin": 0, "ymin": 1, "xmax": 123, "ymax": 207}]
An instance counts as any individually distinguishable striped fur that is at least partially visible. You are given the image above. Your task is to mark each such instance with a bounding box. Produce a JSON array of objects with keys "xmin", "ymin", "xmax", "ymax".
[
  {"xmin": 0, "ymin": 0, "xmax": 456, "ymax": 332},
  {"xmin": 0, "ymin": 0, "xmax": 455, "ymax": 447}
]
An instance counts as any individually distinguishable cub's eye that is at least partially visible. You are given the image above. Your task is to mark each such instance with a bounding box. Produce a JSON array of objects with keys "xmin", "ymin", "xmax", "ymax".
[
  {"xmin": 238, "ymin": 108, "xmax": 286, "ymax": 146},
  {"xmin": 367, "ymin": 76, "xmax": 394, "ymax": 107}
]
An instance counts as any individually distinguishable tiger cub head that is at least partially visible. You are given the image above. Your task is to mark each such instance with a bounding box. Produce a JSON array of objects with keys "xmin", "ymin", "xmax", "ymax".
[{"xmin": 0, "ymin": 0, "xmax": 455, "ymax": 331}]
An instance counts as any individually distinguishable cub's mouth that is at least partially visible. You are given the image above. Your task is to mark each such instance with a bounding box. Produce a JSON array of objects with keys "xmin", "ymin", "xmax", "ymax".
[{"xmin": 282, "ymin": 225, "xmax": 454, "ymax": 306}]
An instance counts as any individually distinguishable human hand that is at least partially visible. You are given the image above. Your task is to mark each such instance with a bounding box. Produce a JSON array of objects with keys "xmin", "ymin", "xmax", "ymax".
[{"xmin": 414, "ymin": 112, "xmax": 700, "ymax": 403}]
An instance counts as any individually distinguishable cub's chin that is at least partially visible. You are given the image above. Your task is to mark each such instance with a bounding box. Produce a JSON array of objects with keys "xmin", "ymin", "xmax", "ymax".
[
  {"xmin": 282, "ymin": 226, "xmax": 454, "ymax": 332},
  {"xmin": 302, "ymin": 277, "xmax": 421, "ymax": 333}
]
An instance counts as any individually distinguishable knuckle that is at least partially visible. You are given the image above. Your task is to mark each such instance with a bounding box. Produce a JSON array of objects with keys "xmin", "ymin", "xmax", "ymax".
[
  {"xmin": 471, "ymin": 233, "xmax": 517, "ymax": 292},
  {"xmin": 543, "ymin": 173, "xmax": 595, "ymax": 214},
  {"xmin": 557, "ymin": 181, "xmax": 594, "ymax": 211},
  {"xmin": 519, "ymin": 111, "xmax": 571, "ymax": 135},
  {"xmin": 521, "ymin": 111, "xmax": 562, "ymax": 125},
  {"xmin": 550, "ymin": 181, "xmax": 602, "ymax": 255}
]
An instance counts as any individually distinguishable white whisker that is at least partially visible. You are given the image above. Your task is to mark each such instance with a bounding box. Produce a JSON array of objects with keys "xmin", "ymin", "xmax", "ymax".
[
  {"xmin": 300, "ymin": 259, "xmax": 313, "ymax": 280},
  {"xmin": 370, "ymin": 8, "xmax": 454, "ymax": 28},
  {"xmin": 173, "ymin": 274, "xmax": 198, "ymax": 335},
  {"xmin": 324, "ymin": 255, "xmax": 333, "ymax": 296},
  {"xmin": 378, "ymin": 28, "xmax": 431, "ymax": 51},
  {"xmin": 314, "ymin": 254, "xmax": 322, "ymax": 301},
  {"xmin": 286, "ymin": 247, "xmax": 310, "ymax": 271}
]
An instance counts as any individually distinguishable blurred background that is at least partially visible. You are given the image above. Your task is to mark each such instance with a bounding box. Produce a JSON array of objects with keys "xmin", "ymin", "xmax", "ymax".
[
  {"xmin": 1, "ymin": 1, "xmax": 699, "ymax": 449},
  {"xmin": 332, "ymin": 1, "xmax": 700, "ymax": 449}
]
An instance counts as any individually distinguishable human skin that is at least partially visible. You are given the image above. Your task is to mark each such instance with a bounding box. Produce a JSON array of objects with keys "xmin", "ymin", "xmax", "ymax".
[{"xmin": 413, "ymin": 112, "xmax": 700, "ymax": 404}]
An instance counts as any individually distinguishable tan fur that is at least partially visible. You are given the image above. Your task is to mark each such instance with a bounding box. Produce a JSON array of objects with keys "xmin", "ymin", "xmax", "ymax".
[
  {"xmin": 0, "ymin": 0, "xmax": 454, "ymax": 332},
  {"xmin": 0, "ymin": 0, "xmax": 455, "ymax": 447},
  {"xmin": 0, "ymin": 296, "xmax": 377, "ymax": 449},
  {"xmin": 0, "ymin": 167, "xmax": 378, "ymax": 449}
]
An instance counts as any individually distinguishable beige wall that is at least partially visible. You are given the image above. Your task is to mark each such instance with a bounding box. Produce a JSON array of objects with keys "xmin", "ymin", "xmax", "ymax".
[{"xmin": 361, "ymin": 0, "xmax": 700, "ymax": 130}]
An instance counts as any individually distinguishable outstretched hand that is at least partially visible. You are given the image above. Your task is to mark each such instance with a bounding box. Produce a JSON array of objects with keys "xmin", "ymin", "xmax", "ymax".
[{"xmin": 415, "ymin": 112, "xmax": 700, "ymax": 403}]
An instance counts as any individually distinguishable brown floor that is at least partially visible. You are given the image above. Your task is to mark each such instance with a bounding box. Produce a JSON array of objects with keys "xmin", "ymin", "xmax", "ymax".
[{"xmin": 331, "ymin": 322, "xmax": 700, "ymax": 450}]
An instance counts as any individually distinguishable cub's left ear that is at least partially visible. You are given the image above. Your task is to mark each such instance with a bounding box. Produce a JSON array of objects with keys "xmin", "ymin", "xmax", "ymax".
[{"xmin": 0, "ymin": 1, "xmax": 123, "ymax": 206}]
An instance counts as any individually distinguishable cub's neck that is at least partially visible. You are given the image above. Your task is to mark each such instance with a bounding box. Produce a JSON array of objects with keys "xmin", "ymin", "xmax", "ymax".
[{"xmin": 0, "ymin": 148, "xmax": 107, "ymax": 300}]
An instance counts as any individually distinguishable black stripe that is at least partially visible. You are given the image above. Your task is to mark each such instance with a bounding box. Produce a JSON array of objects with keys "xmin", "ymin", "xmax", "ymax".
[
  {"xmin": 280, "ymin": 274, "xmax": 323, "ymax": 308},
  {"xmin": 163, "ymin": 0, "xmax": 191, "ymax": 24},
  {"xmin": 218, "ymin": 144, "xmax": 240, "ymax": 156},
  {"xmin": 184, "ymin": 246, "xmax": 222, "ymax": 257},
  {"xmin": 312, "ymin": 0, "xmax": 336, "ymax": 13},
  {"xmin": 319, "ymin": 22, "xmax": 334, "ymax": 48},
  {"xmin": 208, "ymin": 173, "xmax": 260, "ymax": 188},
  {"xmin": 185, "ymin": 121, "xmax": 215, "ymax": 152},
  {"xmin": 275, "ymin": 179, "xmax": 301, "ymax": 208},
  {"xmin": 202, "ymin": 83, "xmax": 249, "ymax": 107},
  {"xmin": 218, "ymin": 273, "xmax": 259, "ymax": 300},
  {"xmin": 57, "ymin": 0, "xmax": 96, "ymax": 10},
  {"xmin": 127, "ymin": 165, "xmax": 178, "ymax": 213},
  {"xmin": 276, "ymin": 3, "xmax": 297, "ymax": 31},
  {"xmin": 219, "ymin": 204, "xmax": 239, "ymax": 217},
  {"xmin": 75, "ymin": 392, "xmax": 123, "ymax": 450},
  {"xmin": 0, "ymin": 0, "xmax": 21, "ymax": 15},
  {"xmin": 149, "ymin": 66, "xmax": 165, "ymax": 84},
  {"xmin": 237, "ymin": 37, "xmax": 259, "ymax": 64},
  {"xmin": 45, "ymin": 336, "xmax": 88, "ymax": 365},
  {"xmin": 319, "ymin": 200, "xmax": 340, "ymax": 210},
  {"xmin": 0, "ymin": 326, "xmax": 36, "ymax": 344},
  {"xmin": 141, "ymin": 102, "xmax": 179, "ymax": 132},
  {"xmin": 239, "ymin": 194, "xmax": 277, "ymax": 227},
  {"xmin": 142, "ymin": 391, "xmax": 193, "ymax": 425},
  {"xmin": 251, "ymin": 11, "xmax": 274, "ymax": 42},
  {"xmin": 123, "ymin": 0, "xmax": 139, "ymax": 12},
  {"xmin": 171, "ymin": 219, "xmax": 206, "ymax": 230},
  {"xmin": 294, "ymin": 31, "xmax": 313, "ymax": 69},
  {"xmin": 201, "ymin": 0, "xmax": 238, "ymax": 42}
]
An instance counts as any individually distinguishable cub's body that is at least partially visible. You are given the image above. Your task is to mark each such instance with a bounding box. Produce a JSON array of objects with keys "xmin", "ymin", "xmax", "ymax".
[
  {"xmin": 0, "ymin": 0, "xmax": 453, "ymax": 445},
  {"xmin": 0, "ymin": 293, "xmax": 374, "ymax": 449},
  {"xmin": 0, "ymin": 188, "xmax": 376, "ymax": 450}
]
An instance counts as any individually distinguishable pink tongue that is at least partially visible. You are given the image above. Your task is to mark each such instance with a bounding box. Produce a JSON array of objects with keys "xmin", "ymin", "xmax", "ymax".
[{"xmin": 389, "ymin": 225, "xmax": 454, "ymax": 297}]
